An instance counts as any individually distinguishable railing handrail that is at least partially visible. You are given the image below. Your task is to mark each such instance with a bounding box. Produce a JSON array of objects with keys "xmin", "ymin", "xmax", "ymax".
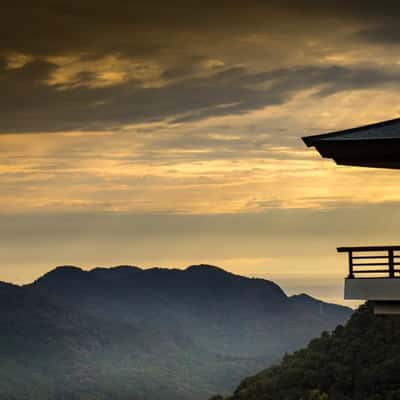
[
  {"xmin": 338, "ymin": 245, "xmax": 400, "ymax": 252},
  {"xmin": 337, "ymin": 246, "xmax": 400, "ymax": 279}
]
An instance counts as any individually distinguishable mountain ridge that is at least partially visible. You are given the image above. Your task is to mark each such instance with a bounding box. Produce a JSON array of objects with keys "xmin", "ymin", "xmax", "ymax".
[{"xmin": 0, "ymin": 264, "xmax": 351, "ymax": 400}]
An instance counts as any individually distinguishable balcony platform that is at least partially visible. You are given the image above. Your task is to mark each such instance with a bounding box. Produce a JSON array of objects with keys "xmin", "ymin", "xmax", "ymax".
[
  {"xmin": 345, "ymin": 278, "xmax": 400, "ymax": 300},
  {"xmin": 338, "ymin": 246, "xmax": 400, "ymax": 314}
]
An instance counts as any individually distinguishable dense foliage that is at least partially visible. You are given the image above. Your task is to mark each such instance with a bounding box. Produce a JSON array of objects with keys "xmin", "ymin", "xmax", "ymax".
[
  {"xmin": 0, "ymin": 265, "xmax": 351, "ymax": 400},
  {"xmin": 222, "ymin": 303, "xmax": 400, "ymax": 400}
]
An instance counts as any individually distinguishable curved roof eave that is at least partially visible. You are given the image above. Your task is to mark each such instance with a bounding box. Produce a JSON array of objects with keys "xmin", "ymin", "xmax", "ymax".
[{"xmin": 302, "ymin": 118, "xmax": 400, "ymax": 169}]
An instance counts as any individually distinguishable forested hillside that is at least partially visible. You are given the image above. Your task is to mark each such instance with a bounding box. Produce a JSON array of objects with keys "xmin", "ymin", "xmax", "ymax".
[{"xmin": 220, "ymin": 303, "xmax": 400, "ymax": 400}]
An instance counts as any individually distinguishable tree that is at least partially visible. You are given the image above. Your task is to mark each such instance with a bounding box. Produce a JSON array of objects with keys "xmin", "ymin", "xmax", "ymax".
[{"xmin": 307, "ymin": 389, "xmax": 329, "ymax": 400}]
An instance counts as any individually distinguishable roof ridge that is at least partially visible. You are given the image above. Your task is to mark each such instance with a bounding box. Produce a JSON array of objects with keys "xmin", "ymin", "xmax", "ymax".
[{"xmin": 302, "ymin": 117, "xmax": 400, "ymax": 146}]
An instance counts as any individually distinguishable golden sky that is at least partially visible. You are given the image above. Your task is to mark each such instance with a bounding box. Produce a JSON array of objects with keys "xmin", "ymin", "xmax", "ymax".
[{"xmin": 2, "ymin": 1, "xmax": 400, "ymax": 305}]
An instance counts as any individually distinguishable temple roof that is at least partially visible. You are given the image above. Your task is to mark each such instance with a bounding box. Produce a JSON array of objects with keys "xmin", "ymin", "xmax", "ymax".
[{"xmin": 302, "ymin": 118, "xmax": 400, "ymax": 169}]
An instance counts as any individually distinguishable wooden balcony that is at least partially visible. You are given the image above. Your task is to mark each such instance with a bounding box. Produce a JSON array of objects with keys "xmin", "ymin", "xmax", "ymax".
[
  {"xmin": 337, "ymin": 246, "xmax": 400, "ymax": 303},
  {"xmin": 337, "ymin": 246, "xmax": 400, "ymax": 279}
]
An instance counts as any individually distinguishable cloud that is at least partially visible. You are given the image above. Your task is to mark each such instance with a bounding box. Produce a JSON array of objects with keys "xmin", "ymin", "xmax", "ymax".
[
  {"xmin": 354, "ymin": 24, "xmax": 400, "ymax": 45},
  {"xmin": 1, "ymin": 1, "xmax": 399, "ymax": 58},
  {"xmin": 0, "ymin": 60, "xmax": 399, "ymax": 133},
  {"xmin": 0, "ymin": 1, "xmax": 400, "ymax": 134}
]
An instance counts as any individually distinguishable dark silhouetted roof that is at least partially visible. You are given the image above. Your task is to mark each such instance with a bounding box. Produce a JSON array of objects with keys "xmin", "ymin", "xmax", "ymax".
[{"xmin": 302, "ymin": 118, "xmax": 400, "ymax": 169}]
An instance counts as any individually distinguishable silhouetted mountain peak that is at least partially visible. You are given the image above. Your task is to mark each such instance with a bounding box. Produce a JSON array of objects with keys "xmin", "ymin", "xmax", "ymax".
[
  {"xmin": 289, "ymin": 293, "xmax": 352, "ymax": 317},
  {"xmin": 185, "ymin": 264, "xmax": 230, "ymax": 274},
  {"xmin": 32, "ymin": 265, "xmax": 86, "ymax": 288},
  {"xmin": 48, "ymin": 265, "xmax": 82, "ymax": 274},
  {"xmin": 290, "ymin": 293, "xmax": 352, "ymax": 309},
  {"xmin": 290, "ymin": 293, "xmax": 318, "ymax": 303},
  {"xmin": 90, "ymin": 265, "xmax": 142, "ymax": 280},
  {"xmin": 40, "ymin": 265, "xmax": 83, "ymax": 278},
  {"xmin": 291, "ymin": 292, "xmax": 313, "ymax": 299},
  {"xmin": 34, "ymin": 265, "xmax": 144, "ymax": 284},
  {"xmin": 110, "ymin": 265, "xmax": 141, "ymax": 272}
]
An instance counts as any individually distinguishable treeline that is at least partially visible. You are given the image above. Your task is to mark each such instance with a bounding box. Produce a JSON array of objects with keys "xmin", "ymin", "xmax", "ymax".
[{"xmin": 213, "ymin": 303, "xmax": 400, "ymax": 400}]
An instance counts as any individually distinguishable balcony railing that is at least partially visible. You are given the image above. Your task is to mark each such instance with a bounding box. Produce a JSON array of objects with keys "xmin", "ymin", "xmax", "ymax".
[{"xmin": 337, "ymin": 246, "xmax": 400, "ymax": 279}]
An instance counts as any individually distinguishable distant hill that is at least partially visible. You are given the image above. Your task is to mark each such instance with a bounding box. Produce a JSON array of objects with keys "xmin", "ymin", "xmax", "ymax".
[
  {"xmin": 219, "ymin": 302, "xmax": 400, "ymax": 400},
  {"xmin": 0, "ymin": 264, "xmax": 351, "ymax": 400}
]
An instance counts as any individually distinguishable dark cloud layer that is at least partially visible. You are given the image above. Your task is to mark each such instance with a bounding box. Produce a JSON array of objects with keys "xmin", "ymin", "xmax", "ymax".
[
  {"xmin": 354, "ymin": 24, "xmax": 400, "ymax": 45},
  {"xmin": 2, "ymin": 1, "xmax": 400, "ymax": 57},
  {"xmin": 3, "ymin": 202, "xmax": 400, "ymax": 238},
  {"xmin": 1, "ymin": 59, "xmax": 399, "ymax": 133},
  {"xmin": 2, "ymin": 1, "xmax": 400, "ymax": 133}
]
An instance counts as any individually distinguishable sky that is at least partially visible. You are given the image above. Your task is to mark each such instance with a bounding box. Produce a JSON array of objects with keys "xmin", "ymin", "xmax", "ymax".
[{"xmin": 2, "ymin": 1, "xmax": 400, "ymax": 305}]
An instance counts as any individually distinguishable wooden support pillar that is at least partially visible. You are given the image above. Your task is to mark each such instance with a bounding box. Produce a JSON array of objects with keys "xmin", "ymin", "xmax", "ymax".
[
  {"xmin": 348, "ymin": 251, "xmax": 354, "ymax": 279},
  {"xmin": 389, "ymin": 249, "xmax": 395, "ymax": 278}
]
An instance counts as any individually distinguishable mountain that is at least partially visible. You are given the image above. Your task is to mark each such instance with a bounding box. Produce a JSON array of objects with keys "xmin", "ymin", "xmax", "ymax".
[
  {"xmin": 0, "ymin": 265, "xmax": 351, "ymax": 400},
  {"xmin": 219, "ymin": 302, "xmax": 400, "ymax": 400}
]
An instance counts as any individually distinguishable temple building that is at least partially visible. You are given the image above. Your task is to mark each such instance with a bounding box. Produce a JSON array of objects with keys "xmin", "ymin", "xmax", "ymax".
[{"xmin": 303, "ymin": 118, "xmax": 400, "ymax": 314}]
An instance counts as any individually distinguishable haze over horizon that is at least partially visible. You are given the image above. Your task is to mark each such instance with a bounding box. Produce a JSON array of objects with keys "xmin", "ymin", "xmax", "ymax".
[{"xmin": 2, "ymin": 1, "xmax": 400, "ymax": 305}]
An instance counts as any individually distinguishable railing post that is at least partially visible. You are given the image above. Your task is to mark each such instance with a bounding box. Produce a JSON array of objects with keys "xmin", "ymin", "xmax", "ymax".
[
  {"xmin": 389, "ymin": 249, "xmax": 395, "ymax": 278},
  {"xmin": 348, "ymin": 251, "xmax": 354, "ymax": 278}
]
